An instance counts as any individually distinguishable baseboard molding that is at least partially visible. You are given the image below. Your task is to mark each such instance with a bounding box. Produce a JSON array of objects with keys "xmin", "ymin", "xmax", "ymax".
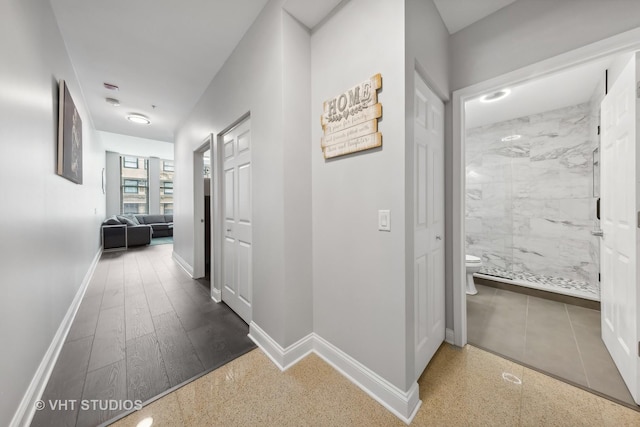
[
  {"xmin": 210, "ymin": 287, "xmax": 221, "ymax": 303},
  {"xmin": 248, "ymin": 322, "xmax": 314, "ymax": 371},
  {"xmin": 445, "ymin": 328, "xmax": 455, "ymax": 345},
  {"xmin": 11, "ymin": 248, "xmax": 102, "ymax": 427},
  {"xmin": 172, "ymin": 250, "xmax": 194, "ymax": 277},
  {"xmin": 313, "ymin": 334, "xmax": 421, "ymax": 424},
  {"xmin": 249, "ymin": 323, "xmax": 420, "ymax": 424}
]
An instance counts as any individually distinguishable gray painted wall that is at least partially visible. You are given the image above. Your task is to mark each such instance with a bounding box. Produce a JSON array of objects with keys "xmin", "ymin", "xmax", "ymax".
[
  {"xmin": 312, "ymin": 0, "xmax": 408, "ymax": 390},
  {"xmin": 0, "ymin": 0, "xmax": 105, "ymax": 423},
  {"xmin": 173, "ymin": 0, "xmax": 313, "ymax": 347},
  {"xmin": 105, "ymin": 151, "xmax": 121, "ymax": 216},
  {"xmin": 450, "ymin": 0, "xmax": 640, "ymax": 91}
]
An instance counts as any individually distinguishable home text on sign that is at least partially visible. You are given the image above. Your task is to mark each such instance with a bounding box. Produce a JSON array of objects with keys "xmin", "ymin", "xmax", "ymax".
[{"xmin": 321, "ymin": 74, "xmax": 382, "ymax": 159}]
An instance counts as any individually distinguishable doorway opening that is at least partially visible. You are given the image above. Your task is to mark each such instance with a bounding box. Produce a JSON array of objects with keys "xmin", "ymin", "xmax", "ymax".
[
  {"xmin": 452, "ymin": 32, "xmax": 640, "ymax": 409},
  {"xmin": 193, "ymin": 136, "xmax": 213, "ymax": 293}
]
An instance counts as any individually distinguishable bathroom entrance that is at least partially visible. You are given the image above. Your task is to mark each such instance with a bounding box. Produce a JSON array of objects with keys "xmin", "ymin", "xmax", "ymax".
[{"xmin": 458, "ymin": 49, "xmax": 640, "ymax": 408}]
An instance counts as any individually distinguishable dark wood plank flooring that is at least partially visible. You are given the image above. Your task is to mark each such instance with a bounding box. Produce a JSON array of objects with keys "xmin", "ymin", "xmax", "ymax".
[{"xmin": 31, "ymin": 244, "xmax": 255, "ymax": 427}]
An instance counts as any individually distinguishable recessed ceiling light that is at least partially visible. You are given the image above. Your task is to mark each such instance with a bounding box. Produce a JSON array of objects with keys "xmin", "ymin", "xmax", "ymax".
[
  {"xmin": 103, "ymin": 82, "xmax": 119, "ymax": 91},
  {"xmin": 480, "ymin": 89, "xmax": 511, "ymax": 103},
  {"xmin": 106, "ymin": 97, "xmax": 120, "ymax": 107},
  {"xmin": 501, "ymin": 134, "xmax": 521, "ymax": 142},
  {"xmin": 126, "ymin": 113, "xmax": 151, "ymax": 125}
]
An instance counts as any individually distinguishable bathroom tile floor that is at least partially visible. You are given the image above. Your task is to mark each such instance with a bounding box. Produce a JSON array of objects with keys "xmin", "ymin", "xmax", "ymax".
[
  {"xmin": 467, "ymin": 283, "xmax": 637, "ymax": 408},
  {"xmin": 110, "ymin": 343, "xmax": 640, "ymax": 426}
]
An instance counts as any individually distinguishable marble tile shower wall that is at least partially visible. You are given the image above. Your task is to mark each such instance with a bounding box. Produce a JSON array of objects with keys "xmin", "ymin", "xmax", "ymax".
[{"xmin": 466, "ymin": 102, "xmax": 599, "ymax": 297}]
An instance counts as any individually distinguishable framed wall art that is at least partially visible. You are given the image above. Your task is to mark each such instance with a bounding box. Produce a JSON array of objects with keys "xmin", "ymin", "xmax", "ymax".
[{"xmin": 57, "ymin": 79, "xmax": 83, "ymax": 184}]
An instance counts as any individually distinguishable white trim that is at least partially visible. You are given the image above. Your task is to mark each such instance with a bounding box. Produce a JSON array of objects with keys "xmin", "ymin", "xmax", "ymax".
[
  {"xmin": 210, "ymin": 287, "xmax": 221, "ymax": 303},
  {"xmin": 451, "ymin": 26, "xmax": 640, "ymax": 351},
  {"xmin": 172, "ymin": 250, "xmax": 194, "ymax": 277},
  {"xmin": 313, "ymin": 334, "xmax": 421, "ymax": 425},
  {"xmin": 11, "ymin": 248, "xmax": 102, "ymax": 427},
  {"xmin": 248, "ymin": 322, "xmax": 314, "ymax": 371},
  {"xmin": 248, "ymin": 323, "xmax": 420, "ymax": 425},
  {"xmin": 445, "ymin": 328, "xmax": 455, "ymax": 345}
]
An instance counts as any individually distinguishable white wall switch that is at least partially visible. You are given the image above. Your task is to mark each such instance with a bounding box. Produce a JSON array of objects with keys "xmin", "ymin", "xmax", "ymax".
[{"xmin": 378, "ymin": 210, "xmax": 391, "ymax": 231}]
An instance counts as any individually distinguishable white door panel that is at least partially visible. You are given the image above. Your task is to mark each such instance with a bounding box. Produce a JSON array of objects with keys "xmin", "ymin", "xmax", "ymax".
[
  {"xmin": 222, "ymin": 118, "xmax": 252, "ymax": 323},
  {"xmin": 600, "ymin": 53, "xmax": 639, "ymax": 404},
  {"xmin": 414, "ymin": 72, "xmax": 445, "ymax": 378}
]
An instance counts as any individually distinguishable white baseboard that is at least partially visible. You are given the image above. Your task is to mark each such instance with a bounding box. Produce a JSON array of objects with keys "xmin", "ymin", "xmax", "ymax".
[
  {"xmin": 248, "ymin": 322, "xmax": 314, "ymax": 371},
  {"xmin": 11, "ymin": 248, "xmax": 102, "ymax": 427},
  {"xmin": 249, "ymin": 323, "xmax": 420, "ymax": 425},
  {"xmin": 210, "ymin": 287, "xmax": 221, "ymax": 303},
  {"xmin": 313, "ymin": 334, "xmax": 421, "ymax": 424},
  {"xmin": 445, "ymin": 328, "xmax": 455, "ymax": 345},
  {"xmin": 172, "ymin": 250, "xmax": 194, "ymax": 277}
]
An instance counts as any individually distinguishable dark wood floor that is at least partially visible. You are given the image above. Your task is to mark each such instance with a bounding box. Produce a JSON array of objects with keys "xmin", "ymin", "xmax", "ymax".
[{"xmin": 31, "ymin": 243, "xmax": 255, "ymax": 427}]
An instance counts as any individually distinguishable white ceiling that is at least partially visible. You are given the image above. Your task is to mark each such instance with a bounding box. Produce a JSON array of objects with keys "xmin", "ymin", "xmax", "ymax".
[
  {"xmin": 49, "ymin": 0, "xmax": 346, "ymax": 143},
  {"xmin": 465, "ymin": 56, "xmax": 614, "ymax": 129},
  {"xmin": 50, "ymin": 0, "xmax": 270, "ymax": 142},
  {"xmin": 433, "ymin": 0, "xmax": 517, "ymax": 34}
]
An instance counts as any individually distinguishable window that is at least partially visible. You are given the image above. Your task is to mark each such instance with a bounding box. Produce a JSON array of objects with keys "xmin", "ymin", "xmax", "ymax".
[
  {"xmin": 123, "ymin": 179, "xmax": 139, "ymax": 193},
  {"xmin": 123, "ymin": 156, "xmax": 138, "ymax": 168},
  {"xmin": 163, "ymin": 161, "xmax": 174, "ymax": 172},
  {"xmin": 162, "ymin": 181, "xmax": 173, "ymax": 195},
  {"xmin": 121, "ymin": 156, "xmax": 148, "ymax": 214},
  {"xmin": 161, "ymin": 203, "xmax": 173, "ymax": 214}
]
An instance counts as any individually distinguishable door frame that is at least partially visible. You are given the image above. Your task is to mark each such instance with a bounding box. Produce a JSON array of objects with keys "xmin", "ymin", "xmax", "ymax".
[
  {"xmin": 451, "ymin": 27, "xmax": 640, "ymax": 347},
  {"xmin": 212, "ymin": 112, "xmax": 252, "ymax": 310},
  {"xmin": 193, "ymin": 136, "xmax": 213, "ymax": 284}
]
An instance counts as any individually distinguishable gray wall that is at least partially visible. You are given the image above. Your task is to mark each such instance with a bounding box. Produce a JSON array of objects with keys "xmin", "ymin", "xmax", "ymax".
[
  {"xmin": 0, "ymin": 0, "xmax": 105, "ymax": 424},
  {"xmin": 450, "ymin": 0, "xmax": 640, "ymax": 90},
  {"xmin": 173, "ymin": 0, "xmax": 313, "ymax": 348}
]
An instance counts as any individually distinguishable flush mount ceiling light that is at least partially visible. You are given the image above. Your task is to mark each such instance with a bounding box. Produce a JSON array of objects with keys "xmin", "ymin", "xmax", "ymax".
[
  {"xmin": 103, "ymin": 82, "xmax": 119, "ymax": 91},
  {"xmin": 501, "ymin": 134, "xmax": 521, "ymax": 142},
  {"xmin": 105, "ymin": 97, "xmax": 120, "ymax": 107},
  {"xmin": 480, "ymin": 89, "xmax": 511, "ymax": 103},
  {"xmin": 126, "ymin": 113, "xmax": 151, "ymax": 125}
]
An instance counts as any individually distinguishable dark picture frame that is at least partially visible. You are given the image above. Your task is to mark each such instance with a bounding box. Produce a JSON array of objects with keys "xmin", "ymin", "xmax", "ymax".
[{"xmin": 57, "ymin": 80, "xmax": 83, "ymax": 184}]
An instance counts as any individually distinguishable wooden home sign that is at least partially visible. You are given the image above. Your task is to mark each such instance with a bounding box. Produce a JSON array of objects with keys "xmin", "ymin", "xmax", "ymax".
[{"xmin": 321, "ymin": 73, "xmax": 382, "ymax": 159}]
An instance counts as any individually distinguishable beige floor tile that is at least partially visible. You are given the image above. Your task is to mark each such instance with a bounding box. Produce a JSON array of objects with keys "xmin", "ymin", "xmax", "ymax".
[
  {"xmin": 109, "ymin": 392, "xmax": 184, "ymax": 427},
  {"xmin": 416, "ymin": 345, "xmax": 524, "ymax": 426},
  {"xmin": 599, "ymin": 398, "xmax": 640, "ymax": 426},
  {"xmin": 519, "ymin": 367, "xmax": 604, "ymax": 426}
]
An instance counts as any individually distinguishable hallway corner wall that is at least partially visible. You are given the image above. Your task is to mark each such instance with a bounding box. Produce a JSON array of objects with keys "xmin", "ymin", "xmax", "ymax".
[
  {"xmin": 311, "ymin": 0, "xmax": 409, "ymax": 391},
  {"xmin": 173, "ymin": 0, "xmax": 313, "ymax": 350},
  {"xmin": 0, "ymin": 0, "xmax": 105, "ymax": 424}
]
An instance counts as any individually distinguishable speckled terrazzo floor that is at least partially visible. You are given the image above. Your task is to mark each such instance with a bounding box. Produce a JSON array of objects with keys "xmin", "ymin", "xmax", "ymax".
[{"xmin": 108, "ymin": 344, "xmax": 640, "ymax": 426}]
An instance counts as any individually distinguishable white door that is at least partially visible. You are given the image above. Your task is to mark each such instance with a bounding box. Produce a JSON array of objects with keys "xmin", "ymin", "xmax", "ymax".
[
  {"xmin": 414, "ymin": 71, "xmax": 445, "ymax": 377},
  {"xmin": 222, "ymin": 119, "xmax": 252, "ymax": 324},
  {"xmin": 600, "ymin": 53, "xmax": 639, "ymax": 404}
]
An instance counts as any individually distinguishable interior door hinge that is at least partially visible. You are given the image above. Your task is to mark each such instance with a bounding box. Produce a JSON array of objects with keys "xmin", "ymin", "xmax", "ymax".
[{"xmin": 597, "ymin": 125, "xmax": 600, "ymax": 135}]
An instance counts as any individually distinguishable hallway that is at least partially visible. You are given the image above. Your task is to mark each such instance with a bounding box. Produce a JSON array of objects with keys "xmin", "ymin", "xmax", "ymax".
[{"xmin": 31, "ymin": 244, "xmax": 254, "ymax": 427}]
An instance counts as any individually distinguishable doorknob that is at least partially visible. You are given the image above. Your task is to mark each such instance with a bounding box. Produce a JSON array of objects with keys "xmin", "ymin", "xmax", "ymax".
[
  {"xmin": 591, "ymin": 229, "xmax": 603, "ymax": 237},
  {"xmin": 226, "ymin": 228, "xmax": 232, "ymax": 232},
  {"xmin": 436, "ymin": 235, "xmax": 442, "ymax": 240},
  {"xmin": 201, "ymin": 219, "xmax": 204, "ymax": 223}
]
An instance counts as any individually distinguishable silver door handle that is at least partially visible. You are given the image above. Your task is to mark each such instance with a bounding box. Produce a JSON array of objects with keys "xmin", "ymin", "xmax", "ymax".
[
  {"xmin": 591, "ymin": 230, "xmax": 603, "ymax": 237},
  {"xmin": 436, "ymin": 235, "xmax": 442, "ymax": 240}
]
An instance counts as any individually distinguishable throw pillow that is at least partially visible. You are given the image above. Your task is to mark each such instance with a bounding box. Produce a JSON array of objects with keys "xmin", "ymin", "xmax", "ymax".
[
  {"xmin": 117, "ymin": 215, "xmax": 136, "ymax": 226},
  {"xmin": 103, "ymin": 215, "xmax": 121, "ymax": 225}
]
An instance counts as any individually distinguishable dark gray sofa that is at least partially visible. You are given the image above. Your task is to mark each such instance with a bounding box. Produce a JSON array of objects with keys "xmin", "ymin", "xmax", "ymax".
[
  {"xmin": 134, "ymin": 214, "xmax": 173, "ymax": 237},
  {"xmin": 102, "ymin": 215, "xmax": 152, "ymax": 249}
]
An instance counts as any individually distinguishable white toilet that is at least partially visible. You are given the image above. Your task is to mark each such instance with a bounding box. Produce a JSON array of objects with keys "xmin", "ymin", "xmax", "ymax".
[{"xmin": 466, "ymin": 255, "xmax": 482, "ymax": 295}]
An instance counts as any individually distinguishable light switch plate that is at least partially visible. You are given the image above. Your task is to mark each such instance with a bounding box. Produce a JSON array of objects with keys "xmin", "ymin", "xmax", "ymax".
[{"xmin": 378, "ymin": 210, "xmax": 391, "ymax": 231}]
